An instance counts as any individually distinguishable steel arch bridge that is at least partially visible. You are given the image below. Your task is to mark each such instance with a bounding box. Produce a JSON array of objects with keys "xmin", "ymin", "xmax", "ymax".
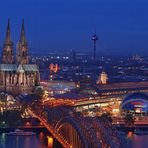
[
  {"xmin": 0, "ymin": 92, "xmax": 125, "ymax": 148},
  {"xmin": 28, "ymin": 105, "xmax": 125, "ymax": 148}
]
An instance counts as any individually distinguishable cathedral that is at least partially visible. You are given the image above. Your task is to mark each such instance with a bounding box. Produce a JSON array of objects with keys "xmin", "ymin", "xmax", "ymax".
[{"xmin": 0, "ymin": 20, "xmax": 40, "ymax": 95}]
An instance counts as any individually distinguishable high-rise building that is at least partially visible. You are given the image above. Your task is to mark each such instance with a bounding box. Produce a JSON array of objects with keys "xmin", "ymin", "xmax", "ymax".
[{"xmin": 0, "ymin": 20, "xmax": 40, "ymax": 95}]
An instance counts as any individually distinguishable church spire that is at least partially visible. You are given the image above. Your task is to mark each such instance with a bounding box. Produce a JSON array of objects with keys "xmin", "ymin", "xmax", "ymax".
[
  {"xmin": 20, "ymin": 19, "xmax": 27, "ymax": 44},
  {"xmin": 17, "ymin": 19, "xmax": 28, "ymax": 64},
  {"xmin": 5, "ymin": 19, "xmax": 12, "ymax": 45},
  {"xmin": 2, "ymin": 19, "xmax": 14, "ymax": 64}
]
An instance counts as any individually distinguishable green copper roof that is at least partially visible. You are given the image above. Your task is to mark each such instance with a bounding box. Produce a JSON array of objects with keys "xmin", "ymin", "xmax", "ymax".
[
  {"xmin": 0, "ymin": 64, "xmax": 17, "ymax": 71},
  {"xmin": 0, "ymin": 64, "xmax": 39, "ymax": 72},
  {"xmin": 17, "ymin": 64, "xmax": 24, "ymax": 72},
  {"xmin": 23, "ymin": 64, "xmax": 39, "ymax": 72}
]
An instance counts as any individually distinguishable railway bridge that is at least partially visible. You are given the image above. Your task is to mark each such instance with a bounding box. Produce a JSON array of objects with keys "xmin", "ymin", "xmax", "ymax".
[{"xmin": 28, "ymin": 104, "xmax": 125, "ymax": 148}]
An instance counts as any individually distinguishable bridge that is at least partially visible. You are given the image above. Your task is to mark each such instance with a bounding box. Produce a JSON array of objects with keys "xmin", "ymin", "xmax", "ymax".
[
  {"xmin": 0, "ymin": 90, "xmax": 129, "ymax": 148},
  {"xmin": 27, "ymin": 101, "xmax": 125, "ymax": 148}
]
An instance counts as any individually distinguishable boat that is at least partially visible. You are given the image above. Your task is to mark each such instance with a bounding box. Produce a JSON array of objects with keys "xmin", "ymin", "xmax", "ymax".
[{"xmin": 6, "ymin": 129, "xmax": 36, "ymax": 136}]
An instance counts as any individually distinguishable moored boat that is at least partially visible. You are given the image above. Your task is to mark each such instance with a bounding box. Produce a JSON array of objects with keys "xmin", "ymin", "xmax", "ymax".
[{"xmin": 6, "ymin": 129, "xmax": 36, "ymax": 136}]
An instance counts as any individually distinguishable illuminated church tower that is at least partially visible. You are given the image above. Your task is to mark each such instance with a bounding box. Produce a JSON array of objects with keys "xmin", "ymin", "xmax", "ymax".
[
  {"xmin": 2, "ymin": 19, "xmax": 14, "ymax": 64},
  {"xmin": 96, "ymin": 71, "xmax": 108, "ymax": 85},
  {"xmin": 17, "ymin": 20, "xmax": 29, "ymax": 64},
  {"xmin": 0, "ymin": 20, "xmax": 40, "ymax": 95}
]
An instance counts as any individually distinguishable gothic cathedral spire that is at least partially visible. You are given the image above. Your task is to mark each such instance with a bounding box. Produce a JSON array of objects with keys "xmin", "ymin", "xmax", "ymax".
[
  {"xmin": 17, "ymin": 19, "xmax": 28, "ymax": 64},
  {"xmin": 20, "ymin": 19, "xmax": 26, "ymax": 44},
  {"xmin": 2, "ymin": 19, "xmax": 14, "ymax": 64}
]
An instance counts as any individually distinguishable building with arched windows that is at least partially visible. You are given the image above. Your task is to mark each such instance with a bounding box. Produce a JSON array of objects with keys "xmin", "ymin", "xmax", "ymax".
[{"xmin": 0, "ymin": 20, "xmax": 40, "ymax": 95}]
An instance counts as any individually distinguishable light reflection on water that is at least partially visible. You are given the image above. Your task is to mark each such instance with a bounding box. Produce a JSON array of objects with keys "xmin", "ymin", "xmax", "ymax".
[
  {"xmin": 1, "ymin": 131, "xmax": 148, "ymax": 148},
  {"xmin": 0, "ymin": 133, "xmax": 47, "ymax": 148},
  {"xmin": 123, "ymin": 131, "xmax": 148, "ymax": 148}
]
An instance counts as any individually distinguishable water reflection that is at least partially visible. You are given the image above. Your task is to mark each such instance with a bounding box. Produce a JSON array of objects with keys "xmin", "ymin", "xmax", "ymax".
[
  {"xmin": 0, "ymin": 133, "xmax": 47, "ymax": 148},
  {"xmin": 0, "ymin": 133, "xmax": 6, "ymax": 148},
  {"xmin": 39, "ymin": 132, "xmax": 45, "ymax": 141},
  {"xmin": 127, "ymin": 131, "xmax": 134, "ymax": 138},
  {"xmin": 47, "ymin": 136, "xmax": 53, "ymax": 148},
  {"xmin": 125, "ymin": 131, "xmax": 148, "ymax": 148},
  {"xmin": 2, "ymin": 131, "xmax": 148, "ymax": 148}
]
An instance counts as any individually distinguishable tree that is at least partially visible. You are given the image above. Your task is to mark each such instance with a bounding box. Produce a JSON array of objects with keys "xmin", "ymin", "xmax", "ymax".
[
  {"xmin": 124, "ymin": 113, "xmax": 135, "ymax": 126},
  {"xmin": 0, "ymin": 93, "xmax": 7, "ymax": 107},
  {"xmin": 34, "ymin": 86, "xmax": 45, "ymax": 99},
  {"xmin": 101, "ymin": 112, "xmax": 112, "ymax": 123},
  {"xmin": 1, "ymin": 110, "xmax": 23, "ymax": 127}
]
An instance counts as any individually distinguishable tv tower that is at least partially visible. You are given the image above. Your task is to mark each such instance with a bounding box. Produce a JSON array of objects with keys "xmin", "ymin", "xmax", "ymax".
[{"xmin": 91, "ymin": 30, "xmax": 98, "ymax": 61}]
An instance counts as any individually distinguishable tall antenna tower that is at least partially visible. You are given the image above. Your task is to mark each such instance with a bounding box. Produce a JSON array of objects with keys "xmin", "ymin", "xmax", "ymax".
[{"xmin": 91, "ymin": 29, "xmax": 98, "ymax": 61}]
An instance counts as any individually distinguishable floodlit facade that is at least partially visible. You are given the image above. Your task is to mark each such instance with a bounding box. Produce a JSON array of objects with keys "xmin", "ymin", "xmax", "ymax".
[
  {"xmin": 97, "ymin": 71, "xmax": 108, "ymax": 85},
  {"xmin": 0, "ymin": 20, "xmax": 40, "ymax": 95}
]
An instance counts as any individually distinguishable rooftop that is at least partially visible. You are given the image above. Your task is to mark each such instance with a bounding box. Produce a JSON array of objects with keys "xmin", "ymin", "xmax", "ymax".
[
  {"xmin": 0, "ymin": 64, "xmax": 39, "ymax": 72},
  {"xmin": 97, "ymin": 81, "xmax": 148, "ymax": 91}
]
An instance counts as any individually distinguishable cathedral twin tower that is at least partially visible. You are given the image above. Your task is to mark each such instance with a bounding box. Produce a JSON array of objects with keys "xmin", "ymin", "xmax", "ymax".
[
  {"xmin": 2, "ymin": 19, "xmax": 28, "ymax": 64},
  {"xmin": 0, "ymin": 19, "xmax": 40, "ymax": 95}
]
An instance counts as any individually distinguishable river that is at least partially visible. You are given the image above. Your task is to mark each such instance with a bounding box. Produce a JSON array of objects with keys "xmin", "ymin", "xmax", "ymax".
[
  {"xmin": 0, "ymin": 131, "xmax": 148, "ymax": 148},
  {"xmin": 0, "ymin": 132, "xmax": 47, "ymax": 148}
]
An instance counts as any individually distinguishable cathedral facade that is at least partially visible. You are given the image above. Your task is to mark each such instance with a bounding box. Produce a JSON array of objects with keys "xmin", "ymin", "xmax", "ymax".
[{"xmin": 0, "ymin": 20, "xmax": 40, "ymax": 95}]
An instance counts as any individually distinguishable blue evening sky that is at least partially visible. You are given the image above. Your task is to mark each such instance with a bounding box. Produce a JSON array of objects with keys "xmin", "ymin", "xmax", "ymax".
[{"xmin": 0, "ymin": 0, "xmax": 148, "ymax": 55}]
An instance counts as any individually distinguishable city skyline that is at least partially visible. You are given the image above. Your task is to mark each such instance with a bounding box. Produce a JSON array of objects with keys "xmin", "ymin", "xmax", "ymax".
[
  {"xmin": 1, "ymin": 1, "xmax": 148, "ymax": 148},
  {"xmin": 0, "ymin": 0, "xmax": 148, "ymax": 55}
]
